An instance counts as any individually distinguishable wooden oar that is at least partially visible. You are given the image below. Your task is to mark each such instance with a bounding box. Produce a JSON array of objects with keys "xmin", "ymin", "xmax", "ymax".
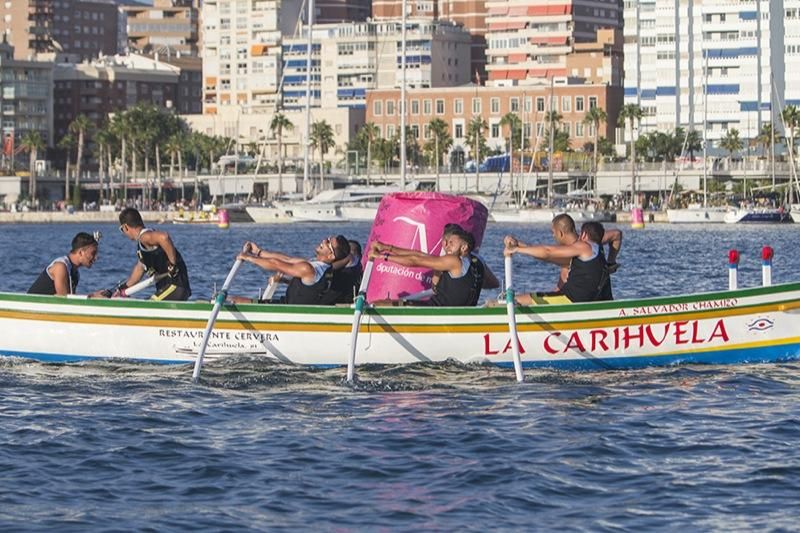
[
  {"xmin": 121, "ymin": 273, "xmax": 169, "ymax": 297},
  {"xmin": 346, "ymin": 259, "xmax": 375, "ymax": 382},
  {"xmin": 504, "ymin": 255, "xmax": 524, "ymax": 382},
  {"xmin": 192, "ymin": 258, "xmax": 243, "ymax": 382}
]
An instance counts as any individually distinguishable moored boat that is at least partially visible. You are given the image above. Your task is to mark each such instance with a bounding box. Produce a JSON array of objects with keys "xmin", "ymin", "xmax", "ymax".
[
  {"xmin": 666, "ymin": 205, "xmax": 729, "ymax": 223},
  {"xmin": 2, "ymin": 282, "xmax": 799, "ymax": 371},
  {"xmin": 723, "ymin": 207, "xmax": 793, "ymax": 224}
]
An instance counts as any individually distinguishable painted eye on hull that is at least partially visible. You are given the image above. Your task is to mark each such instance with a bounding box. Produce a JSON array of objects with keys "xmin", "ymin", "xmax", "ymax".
[{"xmin": 747, "ymin": 318, "xmax": 774, "ymax": 332}]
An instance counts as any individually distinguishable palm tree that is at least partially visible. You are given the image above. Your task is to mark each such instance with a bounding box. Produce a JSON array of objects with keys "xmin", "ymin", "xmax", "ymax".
[
  {"xmin": 583, "ymin": 106, "xmax": 607, "ymax": 194},
  {"xmin": 719, "ymin": 128, "xmax": 743, "ymax": 168},
  {"xmin": 685, "ymin": 130, "xmax": 702, "ymax": 161},
  {"xmin": 467, "ymin": 116, "xmax": 488, "ymax": 192},
  {"xmin": 110, "ymin": 113, "xmax": 131, "ymax": 202},
  {"xmin": 93, "ymin": 126, "xmax": 113, "ymax": 202},
  {"xmin": 782, "ymin": 104, "xmax": 800, "ymax": 203},
  {"xmin": 426, "ymin": 118, "xmax": 451, "ymax": 191},
  {"xmin": 58, "ymin": 134, "xmax": 75, "ymax": 204},
  {"xmin": 68, "ymin": 114, "xmax": 92, "ymax": 204},
  {"xmin": 164, "ymin": 134, "xmax": 185, "ymax": 202},
  {"xmin": 20, "ymin": 131, "xmax": 45, "ymax": 201},
  {"xmin": 269, "ymin": 112, "xmax": 293, "ymax": 195},
  {"xmin": 310, "ymin": 120, "xmax": 335, "ymax": 193},
  {"xmin": 618, "ymin": 103, "xmax": 644, "ymax": 206},
  {"xmin": 357, "ymin": 122, "xmax": 380, "ymax": 185}
]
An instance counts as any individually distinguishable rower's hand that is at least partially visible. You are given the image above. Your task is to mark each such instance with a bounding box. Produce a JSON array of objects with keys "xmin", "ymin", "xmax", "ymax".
[
  {"xmin": 167, "ymin": 262, "xmax": 180, "ymax": 279},
  {"xmin": 503, "ymin": 235, "xmax": 519, "ymax": 249},
  {"xmin": 89, "ymin": 289, "xmax": 111, "ymax": 299},
  {"xmin": 370, "ymin": 241, "xmax": 385, "ymax": 255},
  {"xmin": 503, "ymin": 246, "xmax": 516, "ymax": 257},
  {"xmin": 607, "ymin": 262, "xmax": 620, "ymax": 274},
  {"xmin": 269, "ymin": 272, "xmax": 283, "ymax": 284},
  {"xmin": 243, "ymin": 241, "xmax": 262, "ymax": 256}
]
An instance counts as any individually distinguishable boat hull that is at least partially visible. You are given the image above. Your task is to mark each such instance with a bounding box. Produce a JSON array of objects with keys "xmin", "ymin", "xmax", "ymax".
[
  {"xmin": 666, "ymin": 208, "xmax": 728, "ymax": 223},
  {"xmin": 2, "ymin": 284, "xmax": 800, "ymax": 371},
  {"xmin": 245, "ymin": 206, "xmax": 295, "ymax": 224},
  {"xmin": 724, "ymin": 208, "xmax": 793, "ymax": 224},
  {"xmin": 490, "ymin": 209, "xmax": 614, "ymax": 223}
]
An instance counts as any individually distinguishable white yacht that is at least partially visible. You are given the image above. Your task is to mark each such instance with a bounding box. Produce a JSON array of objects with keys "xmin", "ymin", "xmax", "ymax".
[
  {"xmin": 666, "ymin": 204, "xmax": 728, "ymax": 223},
  {"xmin": 269, "ymin": 183, "xmax": 419, "ymax": 222}
]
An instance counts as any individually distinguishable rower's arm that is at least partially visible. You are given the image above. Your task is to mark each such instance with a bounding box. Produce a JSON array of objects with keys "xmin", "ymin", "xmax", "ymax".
[
  {"xmin": 124, "ymin": 262, "xmax": 146, "ymax": 288},
  {"xmin": 141, "ymin": 230, "xmax": 179, "ymax": 266},
  {"xmin": 379, "ymin": 251, "xmax": 460, "ymax": 276},
  {"xmin": 603, "ymin": 229, "xmax": 623, "ymax": 265},
  {"xmin": 508, "ymin": 241, "xmax": 586, "ymax": 264},
  {"xmin": 240, "ymin": 253, "xmax": 315, "ymax": 283},
  {"xmin": 49, "ymin": 262, "xmax": 70, "ymax": 296}
]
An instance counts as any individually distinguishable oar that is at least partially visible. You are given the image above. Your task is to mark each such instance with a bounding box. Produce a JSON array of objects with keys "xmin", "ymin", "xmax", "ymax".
[
  {"xmin": 504, "ymin": 255, "xmax": 524, "ymax": 382},
  {"xmin": 192, "ymin": 258, "xmax": 244, "ymax": 382},
  {"xmin": 346, "ymin": 259, "xmax": 375, "ymax": 382},
  {"xmin": 403, "ymin": 288, "xmax": 434, "ymax": 302},
  {"xmin": 261, "ymin": 277, "xmax": 279, "ymax": 301},
  {"xmin": 120, "ymin": 273, "xmax": 169, "ymax": 297}
]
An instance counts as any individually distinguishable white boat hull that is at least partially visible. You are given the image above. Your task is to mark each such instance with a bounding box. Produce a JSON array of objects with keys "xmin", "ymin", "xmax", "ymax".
[
  {"xmin": 666, "ymin": 208, "xmax": 728, "ymax": 223},
  {"xmin": 2, "ymin": 284, "xmax": 800, "ymax": 371},
  {"xmin": 245, "ymin": 206, "xmax": 295, "ymax": 224},
  {"xmin": 490, "ymin": 208, "xmax": 614, "ymax": 223}
]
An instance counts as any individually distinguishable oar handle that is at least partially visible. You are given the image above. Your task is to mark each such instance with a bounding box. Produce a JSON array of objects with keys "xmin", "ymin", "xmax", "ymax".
[
  {"xmin": 192, "ymin": 258, "xmax": 243, "ymax": 382},
  {"xmin": 347, "ymin": 259, "xmax": 375, "ymax": 382},
  {"xmin": 123, "ymin": 273, "xmax": 168, "ymax": 297},
  {"xmin": 504, "ymin": 255, "xmax": 524, "ymax": 382}
]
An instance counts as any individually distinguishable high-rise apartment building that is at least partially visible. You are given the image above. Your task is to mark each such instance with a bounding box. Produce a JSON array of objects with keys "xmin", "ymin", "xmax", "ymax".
[
  {"xmin": 123, "ymin": 0, "xmax": 201, "ymax": 57},
  {"xmin": 485, "ymin": 0, "xmax": 621, "ymax": 85},
  {"xmin": 0, "ymin": 0, "xmax": 119, "ymax": 61},
  {"xmin": 623, "ymin": 0, "xmax": 799, "ymax": 146},
  {"xmin": 373, "ymin": 0, "xmax": 488, "ymax": 83},
  {"xmin": 0, "ymin": 38, "xmax": 53, "ymax": 155}
]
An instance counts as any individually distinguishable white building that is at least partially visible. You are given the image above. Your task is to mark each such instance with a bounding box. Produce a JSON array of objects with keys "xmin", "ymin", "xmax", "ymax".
[{"xmin": 623, "ymin": 0, "xmax": 799, "ymax": 148}]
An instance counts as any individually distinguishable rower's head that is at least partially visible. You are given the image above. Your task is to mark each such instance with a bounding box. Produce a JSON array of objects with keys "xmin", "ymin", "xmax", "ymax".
[
  {"xmin": 118, "ymin": 208, "xmax": 145, "ymax": 240},
  {"xmin": 443, "ymin": 227, "xmax": 475, "ymax": 257},
  {"xmin": 551, "ymin": 214, "xmax": 577, "ymax": 244},
  {"xmin": 69, "ymin": 232, "xmax": 99, "ymax": 268},
  {"xmin": 580, "ymin": 221, "xmax": 605, "ymax": 245},
  {"xmin": 348, "ymin": 240, "xmax": 362, "ymax": 262},
  {"xmin": 316, "ymin": 234, "xmax": 350, "ymax": 263}
]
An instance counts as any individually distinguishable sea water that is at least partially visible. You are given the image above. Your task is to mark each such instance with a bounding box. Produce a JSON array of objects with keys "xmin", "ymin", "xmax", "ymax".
[{"xmin": 1, "ymin": 222, "xmax": 799, "ymax": 530}]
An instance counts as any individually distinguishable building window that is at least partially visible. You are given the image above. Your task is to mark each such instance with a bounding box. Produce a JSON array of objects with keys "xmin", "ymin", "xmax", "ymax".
[
  {"xmin": 387, "ymin": 124, "xmax": 395, "ymax": 137},
  {"xmin": 576, "ymin": 96, "xmax": 585, "ymax": 112},
  {"xmin": 387, "ymin": 100, "xmax": 395, "ymax": 115},
  {"xmin": 454, "ymin": 98, "xmax": 463, "ymax": 114},
  {"xmin": 472, "ymin": 98, "xmax": 481, "ymax": 114},
  {"xmin": 423, "ymin": 99, "xmax": 432, "ymax": 115},
  {"xmin": 454, "ymin": 123, "xmax": 463, "ymax": 138},
  {"xmin": 491, "ymin": 123, "xmax": 500, "ymax": 138},
  {"xmin": 490, "ymin": 97, "xmax": 500, "ymax": 114},
  {"xmin": 576, "ymin": 121, "xmax": 584, "ymax": 137},
  {"xmin": 373, "ymin": 100, "xmax": 382, "ymax": 116},
  {"xmin": 411, "ymin": 125, "xmax": 419, "ymax": 138},
  {"xmin": 536, "ymin": 97, "xmax": 545, "ymax": 112},
  {"xmin": 411, "ymin": 99, "xmax": 419, "ymax": 115},
  {"xmin": 510, "ymin": 97, "xmax": 519, "ymax": 113},
  {"xmin": 435, "ymin": 99, "xmax": 444, "ymax": 114},
  {"xmin": 562, "ymin": 96, "xmax": 571, "ymax": 113},
  {"xmin": 589, "ymin": 96, "xmax": 598, "ymax": 109},
  {"xmin": 524, "ymin": 96, "xmax": 532, "ymax": 113}
]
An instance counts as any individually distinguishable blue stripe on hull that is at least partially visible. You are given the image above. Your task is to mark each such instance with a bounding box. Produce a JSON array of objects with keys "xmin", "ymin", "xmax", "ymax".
[{"xmin": 3, "ymin": 343, "xmax": 800, "ymax": 371}]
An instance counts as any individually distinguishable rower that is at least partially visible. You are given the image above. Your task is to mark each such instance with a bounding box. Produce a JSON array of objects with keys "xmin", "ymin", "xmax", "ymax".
[
  {"xmin": 504, "ymin": 217, "xmax": 613, "ymax": 304},
  {"xmin": 116, "ymin": 207, "xmax": 192, "ymax": 301},
  {"xmin": 28, "ymin": 232, "xmax": 107, "ymax": 297},
  {"xmin": 369, "ymin": 226, "xmax": 484, "ymax": 307},
  {"xmin": 234, "ymin": 235, "xmax": 351, "ymax": 305}
]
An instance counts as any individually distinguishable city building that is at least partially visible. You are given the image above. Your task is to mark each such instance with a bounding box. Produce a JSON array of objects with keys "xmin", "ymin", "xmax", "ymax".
[
  {"xmin": 53, "ymin": 54, "xmax": 182, "ymax": 145},
  {"xmin": 279, "ymin": 19, "xmax": 471, "ymax": 111},
  {"xmin": 0, "ymin": 0, "xmax": 119, "ymax": 61},
  {"xmin": 122, "ymin": 0, "xmax": 201, "ymax": 57},
  {"xmin": 373, "ymin": 0, "xmax": 489, "ymax": 84},
  {"xmin": 623, "ymin": 0, "xmax": 799, "ymax": 147},
  {"xmin": 484, "ymin": 0, "xmax": 621, "ymax": 86},
  {"xmin": 366, "ymin": 81, "xmax": 622, "ymax": 161},
  {"xmin": 0, "ymin": 38, "xmax": 54, "ymax": 159}
]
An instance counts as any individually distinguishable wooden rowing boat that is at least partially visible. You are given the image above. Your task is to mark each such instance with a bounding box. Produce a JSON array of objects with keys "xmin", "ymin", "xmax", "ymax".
[{"xmin": 2, "ymin": 282, "xmax": 799, "ymax": 370}]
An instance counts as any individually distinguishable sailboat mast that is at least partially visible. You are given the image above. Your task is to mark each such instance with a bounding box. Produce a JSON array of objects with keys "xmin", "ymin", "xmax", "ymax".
[
  {"xmin": 303, "ymin": 0, "xmax": 314, "ymax": 198},
  {"xmin": 400, "ymin": 0, "xmax": 407, "ymax": 188},
  {"xmin": 703, "ymin": 51, "xmax": 708, "ymax": 208},
  {"xmin": 547, "ymin": 76, "xmax": 554, "ymax": 208}
]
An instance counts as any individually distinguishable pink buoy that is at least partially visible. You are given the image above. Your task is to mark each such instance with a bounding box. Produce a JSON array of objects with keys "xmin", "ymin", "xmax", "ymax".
[
  {"xmin": 217, "ymin": 208, "xmax": 230, "ymax": 229},
  {"xmin": 762, "ymin": 246, "xmax": 774, "ymax": 286},
  {"xmin": 364, "ymin": 192, "xmax": 488, "ymax": 302},
  {"xmin": 631, "ymin": 206, "xmax": 645, "ymax": 229},
  {"xmin": 728, "ymin": 249, "xmax": 739, "ymax": 290}
]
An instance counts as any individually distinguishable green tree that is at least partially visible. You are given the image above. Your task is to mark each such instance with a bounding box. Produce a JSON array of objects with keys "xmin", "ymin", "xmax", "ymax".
[
  {"xmin": 68, "ymin": 114, "xmax": 93, "ymax": 205},
  {"xmin": 269, "ymin": 112, "xmax": 293, "ymax": 195},
  {"xmin": 499, "ymin": 112, "xmax": 522, "ymax": 151},
  {"xmin": 466, "ymin": 116, "xmax": 488, "ymax": 191},
  {"xmin": 425, "ymin": 118, "xmax": 452, "ymax": 190},
  {"xmin": 719, "ymin": 128, "xmax": 743, "ymax": 167},
  {"xmin": 58, "ymin": 133, "xmax": 75, "ymax": 203},
  {"xmin": 93, "ymin": 125, "xmax": 115, "ymax": 202},
  {"xmin": 583, "ymin": 106, "xmax": 607, "ymax": 192},
  {"xmin": 20, "ymin": 131, "xmax": 45, "ymax": 201},
  {"xmin": 618, "ymin": 103, "xmax": 644, "ymax": 205},
  {"xmin": 310, "ymin": 120, "xmax": 335, "ymax": 192},
  {"xmin": 357, "ymin": 122, "xmax": 380, "ymax": 185}
]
